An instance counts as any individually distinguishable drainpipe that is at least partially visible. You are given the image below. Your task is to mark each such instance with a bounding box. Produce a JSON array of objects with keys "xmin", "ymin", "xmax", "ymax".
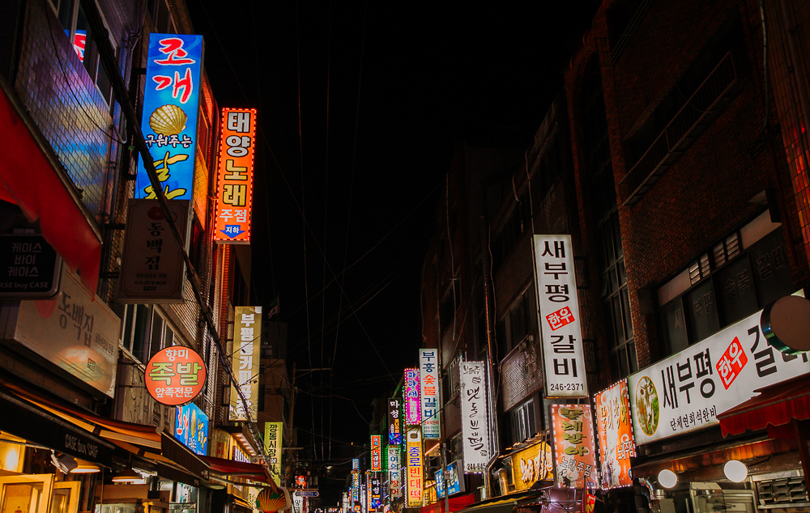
[{"xmin": 480, "ymin": 215, "xmax": 501, "ymax": 499}]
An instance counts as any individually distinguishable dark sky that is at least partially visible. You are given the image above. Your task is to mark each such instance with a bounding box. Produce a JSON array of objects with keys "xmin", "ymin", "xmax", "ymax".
[{"xmin": 188, "ymin": 0, "xmax": 599, "ymax": 489}]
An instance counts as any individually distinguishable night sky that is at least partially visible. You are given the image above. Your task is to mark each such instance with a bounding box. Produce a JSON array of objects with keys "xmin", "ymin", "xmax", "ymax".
[{"xmin": 188, "ymin": 0, "xmax": 599, "ymax": 495}]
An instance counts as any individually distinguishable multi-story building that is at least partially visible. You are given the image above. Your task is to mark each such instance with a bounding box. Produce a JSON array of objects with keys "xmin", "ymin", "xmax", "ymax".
[
  {"xmin": 419, "ymin": 2, "xmax": 810, "ymax": 513},
  {"xmin": 0, "ymin": 2, "xmax": 282, "ymax": 513}
]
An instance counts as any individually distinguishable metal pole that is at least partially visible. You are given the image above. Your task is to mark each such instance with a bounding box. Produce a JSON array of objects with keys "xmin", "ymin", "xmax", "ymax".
[{"xmin": 441, "ymin": 441, "xmax": 450, "ymax": 513}]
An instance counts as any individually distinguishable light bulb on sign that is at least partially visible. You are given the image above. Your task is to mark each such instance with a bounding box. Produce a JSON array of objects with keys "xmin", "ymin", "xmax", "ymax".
[
  {"xmin": 657, "ymin": 469, "xmax": 678, "ymax": 489},
  {"xmin": 724, "ymin": 460, "xmax": 748, "ymax": 482}
]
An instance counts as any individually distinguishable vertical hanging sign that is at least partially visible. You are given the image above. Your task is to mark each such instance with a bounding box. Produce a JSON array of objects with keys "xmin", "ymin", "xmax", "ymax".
[
  {"xmin": 388, "ymin": 399, "xmax": 401, "ymax": 445},
  {"xmin": 136, "ymin": 34, "xmax": 203, "ymax": 201},
  {"xmin": 264, "ymin": 421, "xmax": 283, "ymax": 485},
  {"xmin": 406, "ymin": 428, "xmax": 423, "ymax": 508},
  {"xmin": 419, "ymin": 349, "xmax": 440, "ymax": 439},
  {"xmin": 594, "ymin": 380, "xmax": 636, "ymax": 489},
  {"xmin": 533, "ymin": 235, "xmax": 589, "ymax": 398},
  {"xmin": 551, "ymin": 404, "xmax": 597, "ymax": 489},
  {"xmin": 214, "ymin": 108, "xmax": 257, "ymax": 243},
  {"xmin": 388, "ymin": 445, "xmax": 401, "ymax": 498},
  {"xmin": 230, "ymin": 306, "xmax": 262, "ymax": 421},
  {"xmin": 404, "ymin": 369, "xmax": 421, "ymax": 425},
  {"xmin": 118, "ymin": 199, "xmax": 190, "ymax": 303},
  {"xmin": 370, "ymin": 435, "xmax": 382, "ymax": 472},
  {"xmin": 460, "ymin": 361, "xmax": 490, "ymax": 473}
]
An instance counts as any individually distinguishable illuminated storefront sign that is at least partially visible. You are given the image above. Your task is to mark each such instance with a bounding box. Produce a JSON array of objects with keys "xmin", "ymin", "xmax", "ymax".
[
  {"xmin": 435, "ymin": 460, "xmax": 464, "ymax": 498},
  {"xmin": 145, "ymin": 347, "xmax": 206, "ymax": 405},
  {"xmin": 136, "ymin": 34, "xmax": 203, "ymax": 201},
  {"xmin": 594, "ymin": 380, "xmax": 636, "ymax": 489},
  {"xmin": 551, "ymin": 404, "xmax": 596, "ymax": 489},
  {"xmin": 370, "ymin": 476, "xmax": 381, "ymax": 510},
  {"xmin": 371, "ymin": 435, "xmax": 381, "ymax": 471},
  {"xmin": 533, "ymin": 235, "xmax": 588, "ymax": 398},
  {"xmin": 406, "ymin": 428, "xmax": 423, "ymax": 508},
  {"xmin": 419, "ymin": 349, "xmax": 440, "ymax": 439},
  {"xmin": 510, "ymin": 442, "xmax": 553, "ymax": 491},
  {"xmin": 175, "ymin": 402, "xmax": 208, "ymax": 455},
  {"xmin": 460, "ymin": 361, "xmax": 489, "ymax": 473},
  {"xmin": 628, "ymin": 308, "xmax": 810, "ymax": 444},
  {"xmin": 265, "ymin": 421, "xmax": 283, "ymax": 485},
  {"xmin": 404, "ymin": 368, "xmax": 420, "ymax": 425},
  {"xmin": 388, "ymin": 445, "xmax": 401, "ymax": 498},
  {"xmin": 214, "ymin": 108, "xmax": 256, "ymax": 243},
  {"xmin": 388, "ymin": 399, "xmax": 401, "ymax": 445},
  {"xmin": 230, "ymin": 306, "xmax": 262, "ymax": 421}
]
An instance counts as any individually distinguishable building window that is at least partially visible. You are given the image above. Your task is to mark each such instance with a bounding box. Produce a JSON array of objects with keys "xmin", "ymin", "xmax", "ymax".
[
  {"xmin": 441, "ymin": 357, "xmax": 461, "ymax": 403},
  {"xmin": 508, "ymin": 399, "xmax": 536, "ymax": 446},
  {"xmin": 492, "ymin": 192, "xmax": 531, "ymax": 273},
  {"xmin": 48, "ymin": 0, "xmax": 115, "ymax": 105},
  {"xmin": 581, "ymin": 57, "xmax": 637, "ymax": 379},
  {"xmin": 118, "ymin": 304, "xmax": 174, "ymax": 363},
  {"xmin": 439, "ymin": 280, "xmax": 460, "ymax": 335},
  {"xmin": 660, "ymin": 228, "xmax": 793, "ymax": 355},
  {"xmin": 496, "ymin": 287, "xmax": 534, "ymax": 361},
  {"xmin": 147, "ymin": 0, "xmax": 176, "ymax": 34}
]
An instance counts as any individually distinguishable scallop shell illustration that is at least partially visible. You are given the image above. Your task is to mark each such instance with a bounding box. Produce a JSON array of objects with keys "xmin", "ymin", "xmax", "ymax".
[
  {"xmin": 256, "ymin": 487, "xmax": 290, "ymax": 513},
  {"xmin": 149, "ymin": 104, "xmax": 187, "ymax": 136}
]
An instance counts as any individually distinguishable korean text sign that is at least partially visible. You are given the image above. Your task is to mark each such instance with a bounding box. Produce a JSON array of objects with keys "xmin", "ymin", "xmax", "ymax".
[
  {"xmin": 371, "ymin": 435, "xmax": 382, "ymax": 471},
  {"xmin": 118, "ymin": 199, "xmax": 189, "ymax": 303},
  {"xmin": 594, "ymin": 380, "xmax": 636, "ymax": 489},
  {"xmin": 388, "ymin": 399, "xmax": 401, "ymax": 445},
  {"xmin": 175, "ymin": 402, "xmax": 209, "ymax": 456},
  {"xmin": 460, "ymin": 361, "xmax": 490, "ymax": 473},
  {"xmin": 136, "ymin": 34, "xmax": 203, "ymax": 201},
  {"xmin": 435, "ymin": 460, "xmax": 464, "ymax": 498},
  {"xmin": 145, "ymin": 347, "xmax": 206, "ymax": 405},
  {"xmin": 406, "ymin": 428, "xmax": 423, "ymax": 508},
  {"xmin": 388, "ymin": 445, "xmax": 401, "ymax": 498},
  {"xmin": 15, "ymin": 267, "xmax": 119, "ymax": 397},
  {"xmin": 214, "ymin": 108, "xmax": 256, "ymax": 243},
  {"xmin": 265, "ymin": 421, "xmax": 283, "ymax": 485},
  {"xmin": 510, "ymin": 442, "xmax": 553, "ymax": 491},
  {"xmin": 551, "ymin": 404, "xmax": 596, "ymax": 489},
  {"xmin": 533, "ymin": 235, "xmax": 588, "ymax": 398},
  {"xmin": 404, "ymin": 368, "xmax": 420, "ymax": 425},
  {"xmin": 419, "ymin": 349, "xmax": 441, "ymax": 439},
  {"xmin": 628, "ymin": 309, "xmax": 810, "ymax": 444},
  {"xmin": 370, "ymin": 476, "xmax": 381, "ymax": 510},
  {"xmin": 230, "ymin": 306, "xmax": 262, "ymax": 421}
]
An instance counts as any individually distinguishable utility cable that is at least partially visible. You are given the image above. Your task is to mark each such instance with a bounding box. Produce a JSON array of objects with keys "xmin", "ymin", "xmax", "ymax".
[{"xmin": 292, "ymin": 0, "xmax": 317, "ymax": 461}]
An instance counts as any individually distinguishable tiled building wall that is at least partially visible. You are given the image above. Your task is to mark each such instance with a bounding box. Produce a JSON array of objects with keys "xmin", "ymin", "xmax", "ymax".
[{"xmin": 15, "ymin": 0, "xmax": 113, "ymax": 218}]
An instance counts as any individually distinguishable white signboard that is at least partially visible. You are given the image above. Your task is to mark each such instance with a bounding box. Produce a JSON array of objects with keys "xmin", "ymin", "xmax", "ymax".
[
  {"xmin": 419, "ymin": 348, "xmax": 440, "ymax": 439},
  {"xmin": 628, "ymin": 309, "xmax": 810, "ymax": 444},
  {"xmin": 118, "ymin": 199, "xmax": 190, "ymax": 303},
  {"xmin": 460, "ymin": 361, "xmax": 489, "ymax": 473},
  {"xmin": 388, "ymin": 445, "xmax": 401, "ymax": 498},
  {"xmin": 12, "ymin": 267, "xmax": 119, "ymax": 396},
  {"xmin": 533, "ymin": 235, "xmax": 588, "ymax": 398}
]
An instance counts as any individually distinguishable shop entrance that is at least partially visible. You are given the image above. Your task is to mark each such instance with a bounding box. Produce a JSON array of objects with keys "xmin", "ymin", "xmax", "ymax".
[{"xmin": 0, "ymin": 475, "xmax": 80, "ymax": 513}]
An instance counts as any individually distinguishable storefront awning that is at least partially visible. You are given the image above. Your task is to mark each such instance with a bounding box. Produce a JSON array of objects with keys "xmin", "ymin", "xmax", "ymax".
[
  {"xmin": 0, "ymin": 73, "xmax": 101, "ymax": 292},
  {"xmin": 717, "ymin": 373, "xmax": 810, "ymax": 437},
  {"xmin": 200, "ymin": 455, "xmax": 274, "ymax": 484},
  {"xmin": 421, "ymin": 493, "xmax": 476, "ymax": 513},
  {"xmin": 0, "ymin": 387, "xmax": 115, "ymax": 467},
  {"xmin": 456, "ymin": 491, "xmax": 543, "ymax": 513}
]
